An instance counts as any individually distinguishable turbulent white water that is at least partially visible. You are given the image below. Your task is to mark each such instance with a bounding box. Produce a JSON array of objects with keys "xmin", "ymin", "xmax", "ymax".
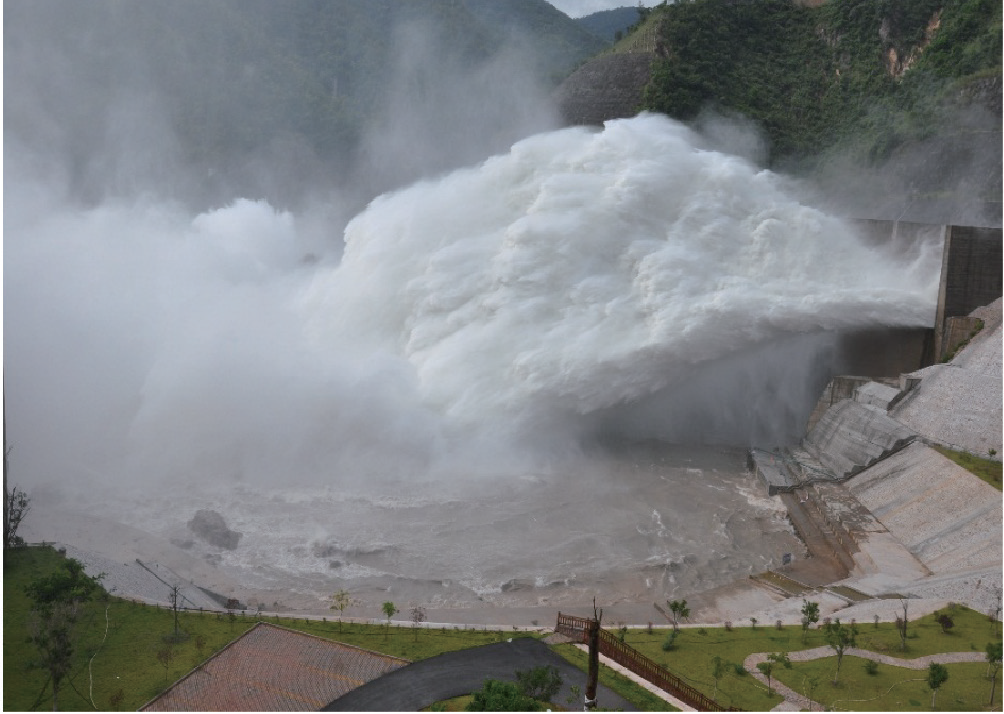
[
  {"xmin": 7, "ymin": 113, "xmax": 940, "ymax": 491},
  {"xmin": 8, "ymin": 114, "xmax": 941, "ymax": 611},
  {"xmin": 300, "ymin": 113, "xmax": 939, "ymax": 460}
]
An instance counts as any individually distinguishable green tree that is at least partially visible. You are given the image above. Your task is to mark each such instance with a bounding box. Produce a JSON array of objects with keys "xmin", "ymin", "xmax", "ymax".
[
  {"xmin": 822, "ymin": 618, "xmax": 857, "ymax": 684},
  {"xmin": 756, "ymin": 652, "xmax": 791, "ymax": 695},
  {"xmin": 803, "ymin": 675, "xmax": 821, "ymax": 711},
  {"xmin": 25, "ymin": 557, "xmax": 103, "ymax": 710},
  {"xmin": 329, "ymin": 589, "xmax": 353, "ymax": 633},
  {"xmin": 927, "ymin": 662, "xmax": 949, "ymax": 707},
  {"xmin": 711, "ymin": 655, "xmax": 727, "ymax": 699},
  {"xmin": 800, "ymin": 600, "xmax": 819, "ymax": 643},
  {"xmin": 515, "ymin": 665, "xmax": 562, "ymax": 702},
  {"xmin": 410, "ymin": 605, "xmax": 426, "ymax": 641},
  {"xmin": 4, "ymin": 483, "xmax": 30, "ymax": 549},
  {"xmin": 667, "ymin": 599, "xmax": 690, "ymax": 632},
  {"xmin": 381, "ymin": 601, "xmax": 398, "ymax": 639},
  {"xmin": 987, "ymin": 641, "xmax": 1002, "ymax": 706}
]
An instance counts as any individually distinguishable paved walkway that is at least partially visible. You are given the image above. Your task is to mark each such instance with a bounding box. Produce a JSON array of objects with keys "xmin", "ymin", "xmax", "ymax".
[{"xmin": 743, "ymin": 647, "xmax": 987, "ymax": 711}]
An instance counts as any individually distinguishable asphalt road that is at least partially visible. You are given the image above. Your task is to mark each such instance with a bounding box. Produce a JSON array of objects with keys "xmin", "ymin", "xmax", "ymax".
[{"xmin": 322, "ymin": 637, "xmax": 638, "ymax": 711}]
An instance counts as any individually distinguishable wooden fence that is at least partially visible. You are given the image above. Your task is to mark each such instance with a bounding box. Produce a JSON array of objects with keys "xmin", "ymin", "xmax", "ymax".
[{"xmin": 555, "ymin": 613, "xmax": 741, "ymax": 712}]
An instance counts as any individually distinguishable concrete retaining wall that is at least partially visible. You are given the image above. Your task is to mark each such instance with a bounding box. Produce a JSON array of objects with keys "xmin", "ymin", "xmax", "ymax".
[
  {"xmin": 939, "ymin": 315, "xmax": 985, "ymax": 361},
  {"xmin": 934, "ymin": 225, "xmax": 1004, "ymax": 358}
]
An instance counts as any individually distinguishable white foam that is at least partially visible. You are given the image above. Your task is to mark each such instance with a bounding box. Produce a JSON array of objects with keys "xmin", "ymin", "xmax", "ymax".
[
  {"xmin": 7, "ymin": 114, "xmax": 941, "ymax": 492},
  {"xmin": 301, "ymin": 113, "xmax": 939, "ymax": 453}
]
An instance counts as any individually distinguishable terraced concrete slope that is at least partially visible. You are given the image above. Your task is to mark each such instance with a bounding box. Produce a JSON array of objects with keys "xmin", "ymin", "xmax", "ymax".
[
  {"xmin": 892, "ymin": 298, "xmax": 1003, "ymax": 456},
  {"xmin": 847, "ymin": 441, "xmax": 1002, "ymax": 575},
  {"xmin": 803, "ymin": 400, "xmax": 917, "ymax": 478},
  {"xmin": 743, "ymin": 298, "xmax": 1002, "ymax": 625}
]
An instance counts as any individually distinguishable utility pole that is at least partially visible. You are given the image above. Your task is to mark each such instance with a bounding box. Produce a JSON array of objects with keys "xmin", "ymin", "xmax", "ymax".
[
  {"xmin": 585, "ymin": 598, "xmax": 602, "ymax": 710},
  {"xmin": 3, "ymin": 392, "xmax": 8, "ymax": 552}
]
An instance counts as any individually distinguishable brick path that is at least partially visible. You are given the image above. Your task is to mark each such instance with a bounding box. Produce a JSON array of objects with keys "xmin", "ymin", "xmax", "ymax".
[
  {"xmin": 744, "ymin": 647, "xmax": 987, "ymax": 711},
  {"xmin": 143, "ymin": 623, "xmax": 407, "ymax": 711}
]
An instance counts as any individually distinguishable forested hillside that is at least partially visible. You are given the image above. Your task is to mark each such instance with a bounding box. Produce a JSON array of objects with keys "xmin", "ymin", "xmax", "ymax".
[
  {"xmin": 6, "ymin": 0, "xmax": 999, "ymax": 216},
  {"xmin": 576, "ymin": 6, "xmax": 645, "ymax": 42},
  {"xmin": 639, "ymin": 0, "xmax": 1001, "ymax": 213}
]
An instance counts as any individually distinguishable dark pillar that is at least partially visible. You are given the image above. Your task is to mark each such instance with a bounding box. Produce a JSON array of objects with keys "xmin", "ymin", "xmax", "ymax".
[{"xmin": 585, "ymin": 618, "xmax": 599, "ymax": 710}]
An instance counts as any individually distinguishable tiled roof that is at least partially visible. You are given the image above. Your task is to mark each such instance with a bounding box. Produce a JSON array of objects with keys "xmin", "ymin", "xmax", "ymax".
[{"xmin": 142, "ymin": 622, "xmax": 408, "ymax": 711}]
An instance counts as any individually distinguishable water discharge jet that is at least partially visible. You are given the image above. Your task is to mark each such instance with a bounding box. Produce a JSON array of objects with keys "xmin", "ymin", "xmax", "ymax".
[{"xmin": 7, "ymin": 114, "xmax": 942, "ymax": 614}]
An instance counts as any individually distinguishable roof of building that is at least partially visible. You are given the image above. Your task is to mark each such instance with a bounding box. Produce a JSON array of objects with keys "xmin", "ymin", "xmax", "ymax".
[{"xmin": 141, "ymin": 622, "xmax": 408, "ymax": 711}]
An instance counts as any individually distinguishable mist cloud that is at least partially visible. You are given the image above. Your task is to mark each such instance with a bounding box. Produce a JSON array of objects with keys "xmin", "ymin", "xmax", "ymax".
[{"xmin": 5, "ymin": 5, "xmax": 943, "ymax": 503}]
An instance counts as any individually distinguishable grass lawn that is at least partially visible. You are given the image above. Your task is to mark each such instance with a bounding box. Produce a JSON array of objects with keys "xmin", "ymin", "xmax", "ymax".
[
  {"xmin": 773, "ymin": 657, "xmax": 1001, "ymax": 711},
  {"xmin": 621, "ymin": 626, "xmax": 787, "ymax": 711},
  {"xmin": 934, "ymin": 445, "xmax": 1003, "ymax": 491},
  {"xmin": 7, "ymin": 545, "xmax": 1001, "ymax": 712},
  {"xmin": 260, "ymin": 615, "xmax": 533, "ymax": 662},
  {"xmin": 423, "ymin": 693, "xmax": 476, "ymax": 711},
  {"xmin": 620, "ymin": 609, "xmax": 1002, "ymax": 711},
  {"xmin": 3, "ymin": 546, "xmax": 529, "ymax": 711}
]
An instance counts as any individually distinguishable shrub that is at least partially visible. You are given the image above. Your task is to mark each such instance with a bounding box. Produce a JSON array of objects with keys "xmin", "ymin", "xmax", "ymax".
[
  {"xmin": 661, "ymin": 631, "xmax": 679, "ymax": 651},
  {"xmin": 865, "ymin": 659, "xmax": 879, "ymax": 675},
  {"xmin": 467, "ymin": 679, "xmax": 541, "ymax": 711},
  {"xmin": 937, "ymin": 614, "xmax": 955, "ymax": 633},
  {"xmin": 515, "ymin": 665, "xmax": 562, "ymax": 702}
]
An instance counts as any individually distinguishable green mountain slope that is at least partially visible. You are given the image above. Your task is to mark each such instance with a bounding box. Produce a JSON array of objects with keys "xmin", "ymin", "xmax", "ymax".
[
  {"xmin": 640, "ymin": 0, "xmax": 1001, "ymax": 171},
  {"xmin": 576, "ymin": 6, "xmax": 644, "ymax": 42}
]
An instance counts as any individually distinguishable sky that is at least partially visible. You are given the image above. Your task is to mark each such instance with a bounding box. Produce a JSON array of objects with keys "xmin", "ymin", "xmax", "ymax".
[{"xmin": 547, "ymin": 0, "xmax": 664, "ymax": 19}]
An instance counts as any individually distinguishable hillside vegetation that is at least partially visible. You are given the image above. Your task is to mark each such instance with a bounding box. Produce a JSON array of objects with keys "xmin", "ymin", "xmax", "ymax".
[
  {"xmin": 576, "ymin": 6, "xmax": 646, "ymax": 42},
  {"xmin": 640, "ymin": 0, "xmax": 1001, "ymax": 190}
]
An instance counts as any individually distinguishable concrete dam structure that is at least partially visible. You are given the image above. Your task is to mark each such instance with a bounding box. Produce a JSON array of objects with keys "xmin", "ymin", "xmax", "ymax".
[
  {"xmin": 853, "ymin": 219, "xmax": 1003, "ymax": 368},
  {"xmin": 555, "ymin": 18, "xmax": 1004, "ymax": 624},
  {"xmin": 554, "ymin": 34, "xmax": 1003, "ymax": 378}
]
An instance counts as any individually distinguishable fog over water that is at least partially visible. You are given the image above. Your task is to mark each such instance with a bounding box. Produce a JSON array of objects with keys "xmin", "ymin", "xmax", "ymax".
[{"xmin": 5, "ymin": 6, "xmax": 942, "ymax": 610}]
